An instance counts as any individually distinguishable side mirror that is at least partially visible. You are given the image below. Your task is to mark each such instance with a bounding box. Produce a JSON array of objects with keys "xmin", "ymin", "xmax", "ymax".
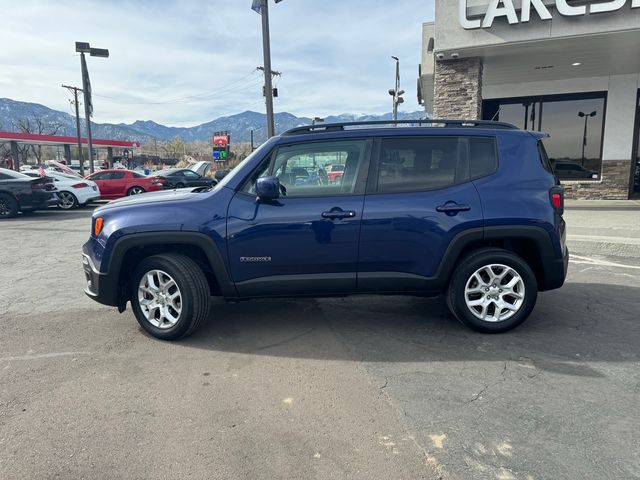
[{"xmin": 255, "ymin": 176, "xmax": 280, "ymax": 200}]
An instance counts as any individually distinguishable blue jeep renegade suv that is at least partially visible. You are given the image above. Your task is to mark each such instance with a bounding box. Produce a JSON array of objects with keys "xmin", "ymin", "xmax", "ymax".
[{"xmin": 82, "ymin": 120, "xmax": 568, "ymax": 340}]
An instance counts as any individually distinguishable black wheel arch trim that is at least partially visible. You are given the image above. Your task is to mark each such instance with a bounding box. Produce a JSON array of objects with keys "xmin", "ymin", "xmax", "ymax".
[
  {"xmin": 436, "ymin": 224, "xmax": 566, "ymax": 291},
  {"xmin": 94, "ymin": 231, "xmax": 236, "ymax": 307}
]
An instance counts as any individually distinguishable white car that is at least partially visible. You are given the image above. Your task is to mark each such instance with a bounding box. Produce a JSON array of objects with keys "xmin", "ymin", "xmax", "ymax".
[{"xmin": 24, "ymin": 170, "xmax": 101, "ymax": 209}]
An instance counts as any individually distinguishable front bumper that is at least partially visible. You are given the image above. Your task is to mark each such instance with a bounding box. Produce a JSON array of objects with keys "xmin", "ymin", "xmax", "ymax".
[{"xmin": 82, "ymin": 244, "xmax": 119, "ymax": 307}]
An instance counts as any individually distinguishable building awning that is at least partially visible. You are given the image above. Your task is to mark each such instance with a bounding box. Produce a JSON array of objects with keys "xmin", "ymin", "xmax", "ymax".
[{"xmin": 0, "ymin": 131, "xmax": 140, "ymax": 148}]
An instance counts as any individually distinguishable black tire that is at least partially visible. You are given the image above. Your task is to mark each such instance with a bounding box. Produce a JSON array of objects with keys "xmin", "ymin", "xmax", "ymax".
[
  {"xmin": 127, "ymin": 186, "xmax": 145, "ymax": 196},
  {"xmin": 130, "ymin": 254, "xmax": 210, "ymax": 340},
  {"xmin": 0, "ymin": 193, "xmax": 19, "ymax": 219},
  {"xmin": 446, "ymin": 248, "xmax": 538, "ymax": 333},
  {"xmin": 58, "ymin": 191, "xmax": 78, "ymax": 210},
  {"xmin": 175, "ymin": 182, "xmax": 185, "ymax": 189}
]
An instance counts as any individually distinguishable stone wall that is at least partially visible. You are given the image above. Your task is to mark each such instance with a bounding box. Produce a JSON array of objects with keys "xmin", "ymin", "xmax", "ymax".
[
  {"xmin": 433, "ymin": 57, "xmax": 483, "ymax": 120},
  {"xmin": 562, "ymin": 160, "xmax": 632, "ymax": 199}
]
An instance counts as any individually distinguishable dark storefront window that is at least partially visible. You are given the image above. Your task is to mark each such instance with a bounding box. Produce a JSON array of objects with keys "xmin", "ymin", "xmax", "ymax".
[
  {"xmin": 633, "ymin": 91, "xmax": 640, "ymax": 194},
  {"xmin": 484, "ymin": 92, "xmax": 606, "ymax": 181}
]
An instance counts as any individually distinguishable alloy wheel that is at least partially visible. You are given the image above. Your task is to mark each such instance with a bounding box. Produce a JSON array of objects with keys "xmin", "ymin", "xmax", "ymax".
[
  {"xmin": 137, "ymin": 269, "xmax": 183, "ymax": 329},
  {"xmin": 0, "ymin": 198, "xmax": 10, "ymax": 216},
  {"xmin": 58, "ymin": 192, "xmax": 76, "ymax": 209},
  {"xmin": 464, "ymin": 264, "xmax": 525, "ymax": 323}
]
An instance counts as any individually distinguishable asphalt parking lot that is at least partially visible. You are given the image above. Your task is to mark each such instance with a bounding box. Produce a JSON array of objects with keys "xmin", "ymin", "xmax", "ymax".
[{"xmin": 1, "ymin": 203, "xmax": 639, "ymax": 480}]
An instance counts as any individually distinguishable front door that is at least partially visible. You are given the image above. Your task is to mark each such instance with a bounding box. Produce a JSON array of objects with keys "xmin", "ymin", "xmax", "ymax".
[
  {"xmin": 358, "ymin": 135, "xmax": 488, "ymax": 292},
  {"xmin": 227, "ymin": 138, "xmax": 371, "ymax": 296}
]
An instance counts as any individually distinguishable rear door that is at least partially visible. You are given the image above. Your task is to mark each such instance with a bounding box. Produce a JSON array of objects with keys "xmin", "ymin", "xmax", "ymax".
[
  {"xmin": 226, "ymin": 138, "xmax": 371, "ymax": 296},
  {"xmin": 109, "ymin": 171, "xmax": 128, "ymax": 197},
  {"xmin": 358, "ymin": 135, "xmax": 491, "ymax": 292}
]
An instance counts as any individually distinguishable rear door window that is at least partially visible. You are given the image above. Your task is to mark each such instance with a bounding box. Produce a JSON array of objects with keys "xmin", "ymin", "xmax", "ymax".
[{"xmin": 374, "ymin": 137, "xmax": 465, "ymax": 193}]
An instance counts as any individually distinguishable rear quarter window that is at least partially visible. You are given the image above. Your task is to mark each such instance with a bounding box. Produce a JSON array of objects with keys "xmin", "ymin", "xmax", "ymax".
[
  {"xmin": 468, "ymin": 137, "xmax": 498, "ymax": 179},
  {"xmin": 537, "ymin": 140, "xmax": 554, "ymax": 173}
]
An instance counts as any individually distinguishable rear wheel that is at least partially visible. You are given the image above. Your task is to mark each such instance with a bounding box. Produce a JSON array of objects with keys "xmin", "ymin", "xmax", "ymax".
[
  {"xmin": 0, "ymin": 194, "xmax": 18, "ymax": 218},
  {"xmin": 58, "ymin": 191, "xmax": 78, "ymax": 210},
  {"xmin": 130, "ymin": 254, "xmax": 210, "ymax": 340},
  {"xmin": 446, "ymin": 248, "xmax": 538, "ymax": 333},
  {"xmin": 127, "ymin": 186, "xmax": 145, "ymax": 196},
  {"xmin": 175, "ymin": 182, "xmax": 185, "ymax": 189}
]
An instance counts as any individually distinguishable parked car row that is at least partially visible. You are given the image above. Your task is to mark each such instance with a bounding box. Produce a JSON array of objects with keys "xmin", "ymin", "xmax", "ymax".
[
  {"xmin": 0, "ymin": 166, "xmax": 218, "ymax": 218},
  {"xmin": 0, "ymin": 168, "xmax": 59, "ymax": 218},
  {"xmin": 23, "ymin": 170, "xmax": 100, "ymax": 209}
]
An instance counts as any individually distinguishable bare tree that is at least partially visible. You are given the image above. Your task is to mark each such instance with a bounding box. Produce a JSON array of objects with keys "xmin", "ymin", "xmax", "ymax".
[
  {"xmin": 161, "ymin": 137, "xmax": 186, "ymax": 162},
  {"xmin": 15, "ymin": 116, "xmax": 63, "ymax": 163}
]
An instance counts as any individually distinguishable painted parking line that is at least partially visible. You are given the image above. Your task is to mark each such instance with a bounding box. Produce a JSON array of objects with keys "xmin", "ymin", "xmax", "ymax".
[
  {"xmin": 567, "ymin": 234, "xmax": 640, "ymax": 245},
  {"xmin": 0, "ymin": 351, "xmax": 91, "ymax": 362},
  {"xmin": 570, "ymin": 254, "xmax": 640, "ymax": 270}
]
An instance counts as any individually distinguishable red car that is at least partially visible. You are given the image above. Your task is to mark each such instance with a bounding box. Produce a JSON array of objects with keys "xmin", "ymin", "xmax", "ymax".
[
  {"xmin": 327, "ymin": 164, "xmax": 344, "ymax": 183},
  {"xmin": 85, "ymin": 170, "xmax": 164, "ymax": 199}
]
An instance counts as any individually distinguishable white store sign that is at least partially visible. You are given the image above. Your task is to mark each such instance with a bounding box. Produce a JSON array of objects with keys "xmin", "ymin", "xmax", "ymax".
[{"xmin": 460, "ymin": 0, "xmax": 640, "ymax": 29}]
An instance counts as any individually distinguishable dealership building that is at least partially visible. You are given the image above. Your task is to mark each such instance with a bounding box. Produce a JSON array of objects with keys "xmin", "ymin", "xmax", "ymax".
[{"xmin": 419, "ymin": 0, "xmax": 640, "ymax": 199}]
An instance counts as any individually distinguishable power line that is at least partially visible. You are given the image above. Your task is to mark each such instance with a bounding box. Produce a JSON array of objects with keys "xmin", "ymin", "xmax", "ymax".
[{"xmin": 93, "ymin": 70, "xmax": 263, "ymax": 106}]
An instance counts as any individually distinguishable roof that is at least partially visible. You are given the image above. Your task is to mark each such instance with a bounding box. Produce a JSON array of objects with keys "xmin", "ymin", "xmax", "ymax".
[{"xmin": 0, "ymin": 131, "xmax": 140, "ymax": 148}]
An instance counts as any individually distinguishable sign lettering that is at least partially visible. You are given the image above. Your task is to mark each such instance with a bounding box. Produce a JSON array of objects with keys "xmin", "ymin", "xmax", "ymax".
[{"xmin": 460, "ymin": 0, "xmax": 639, "ymax": 29}]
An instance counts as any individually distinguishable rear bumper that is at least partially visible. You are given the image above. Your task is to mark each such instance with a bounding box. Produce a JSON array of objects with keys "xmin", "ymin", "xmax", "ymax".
[{"xmin": 541, "ymin": 248, "xmax": 569, "ymax": 291}]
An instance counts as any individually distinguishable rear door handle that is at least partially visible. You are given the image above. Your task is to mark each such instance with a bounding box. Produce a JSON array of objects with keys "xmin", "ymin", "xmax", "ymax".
[
  {"xmin": 436, "ymin": 203, "xmax": 471, "ymax": 214},
  {"xmin": 321, "ymin": 209, "xmax": 356, "ymax": 220}
]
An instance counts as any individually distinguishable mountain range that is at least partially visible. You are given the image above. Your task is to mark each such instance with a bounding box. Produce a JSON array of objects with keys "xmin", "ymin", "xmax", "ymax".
[{"xmin": 0, "ymin": 98, "xmax": 426, "ymax": 144}]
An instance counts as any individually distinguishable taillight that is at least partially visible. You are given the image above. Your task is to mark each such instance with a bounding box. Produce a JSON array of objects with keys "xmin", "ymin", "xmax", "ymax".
[
  {"xmin": 71, "ymin": 182, "xmax": 88, "ymax": 189},
  {"xmin": 152, "ymin": 178, "xmax": 164, "ymax": 184},
  {"xmin": 94, "ymin": 217, "xmax": 104, "ymax": 236},
  {"xmin": 549, "ymin": 187, "xmax": 564, "ymax": 214},
  {"xmin": 31, "ymin": 182, "xmax": 53, "ymax": 190}
]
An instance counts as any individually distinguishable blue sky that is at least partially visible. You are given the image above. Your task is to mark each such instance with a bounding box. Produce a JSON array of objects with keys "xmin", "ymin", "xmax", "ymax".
[{"xmin": 0, "ymin": 0, "xmax": 434, "ymax": 127}]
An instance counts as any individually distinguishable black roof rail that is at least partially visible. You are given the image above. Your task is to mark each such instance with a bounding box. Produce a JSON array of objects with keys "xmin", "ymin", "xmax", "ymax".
[{"xmin": 281, "ymin": 119, "xmax": 519, "ymax": 136}]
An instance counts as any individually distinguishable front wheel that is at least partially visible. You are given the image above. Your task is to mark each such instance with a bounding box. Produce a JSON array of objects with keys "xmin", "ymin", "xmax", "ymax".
[
  {"xmin": 0, "ymin": 194, "xmax": 18, "ymax": 218},
  {"xmin": 446, "ymin": 248, "xmax": 538, "ymax": 333},
  {"xmin": 127, "ymin": 186, "xmax": 145, "ymax": 196},
  {"xmin": 130, "ymin": 254, "xmax": 210, "ymax": 340},
  {"xmin": 58, "ymin": 191, "xmax": 78, "ymax": 210}
]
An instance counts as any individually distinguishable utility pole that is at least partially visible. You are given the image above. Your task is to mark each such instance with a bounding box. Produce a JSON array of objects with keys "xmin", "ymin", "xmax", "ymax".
[
  {"xmin": 389, "ymin": 56, "xmax": 405, "ymax": 122},
  {"xmin": 62, "ymin": 84, "xmax": 85, "ymax": 176},
  {"xmin": 252, "ymin": 0, "xmax": 283, "ymax": 138},
  {"xmin": 260, "ymin": 0, "xmax": 275, "ymax": 138}
]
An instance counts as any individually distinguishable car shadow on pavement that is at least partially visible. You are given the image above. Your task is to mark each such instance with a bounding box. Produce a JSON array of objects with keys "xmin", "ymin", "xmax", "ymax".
[
  {"xmin": 3, "ymin": 208, "xmax": 95, "ymax": 222},
  {"xmin": 173, "ymin": 282, "xmax": 639, "ymax": 376}
]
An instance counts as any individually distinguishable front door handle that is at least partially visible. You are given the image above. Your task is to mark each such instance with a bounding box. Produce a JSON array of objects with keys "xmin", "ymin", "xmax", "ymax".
[
  {"xmin": 436, "ymin": 203, "xmax": 471, "ymax": 214},
  {"xmin": 321, "ymin": 209, "xmax": 356, "ymax": 220}
]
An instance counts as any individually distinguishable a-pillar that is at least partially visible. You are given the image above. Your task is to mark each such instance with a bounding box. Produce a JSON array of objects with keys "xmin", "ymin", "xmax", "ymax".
[
  {"xmin": 10, "ymin": 141, "xmax": 20, "ymax": 171},
  {"xmin": 63, "ymin": 144, "xmax": 72, "ymax": 165},
  {"xmin": 433, "ymin": 57, "xmax": 483, "ymax": 120},
  {"xmin": 107, "ymin": 147, "xmax": 113, "ymax": 169}
]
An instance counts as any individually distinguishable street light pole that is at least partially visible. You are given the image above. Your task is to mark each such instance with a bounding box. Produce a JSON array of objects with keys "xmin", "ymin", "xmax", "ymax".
[
  {"xmin": 79, "ymin": 52, "xmax": 95, "ymax": 174},
  {"xmin": 76, "ymin": 42, "xmax": 109, "ymax": 174},
  {"xmin": 578, "ymin": 111, "xmax": 597, "ymax": 166},
  {"xmin": 389, "ymin": 56, "xmax": 404, "ymax": 122}
]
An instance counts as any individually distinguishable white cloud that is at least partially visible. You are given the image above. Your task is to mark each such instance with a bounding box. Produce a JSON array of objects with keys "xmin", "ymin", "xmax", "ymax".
[{"xmin": 0, "ymin": 0, "xmax": 434, "ymax": 126}]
